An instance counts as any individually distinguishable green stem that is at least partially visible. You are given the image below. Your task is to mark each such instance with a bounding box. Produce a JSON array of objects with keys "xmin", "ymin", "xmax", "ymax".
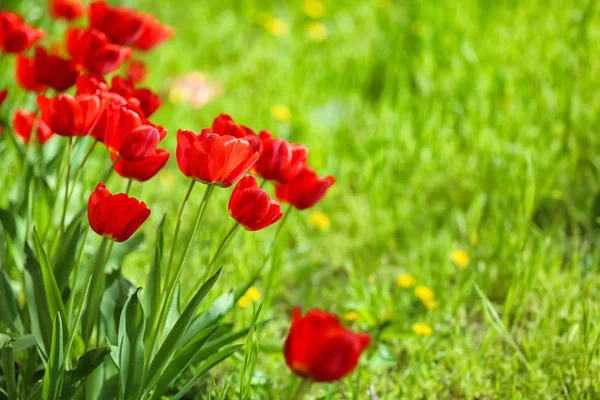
[
  {"xmin": 163, "ymin": 180, "xmax": 196, "ymax": 292},
  {"xmin": 258, "ymin": 204, "xmax": 293, "ymax": 275},
  {"xmin": 201, "ymin": 222, "xmax": 240, "ymax": 285},
  {"xmin": 66, "ymin": 228, "xmax": 90, "ymax": 321},
  {"xmin": 290, "ymin": 379, "xmax": 311, "ymax": 400},
  {"xmin": 125, "ymin": 178, "xmax": 133, "ymax": 195},
  {"xmin": 66, "ymin": 140, "xmax": 98, "ymax": 203},
  {"xmin": 102, "ymin": 156, "xmax": 119, "ymax": 183},
  {"xmin": 41, "ymin": 153, "xmax": 68, "ymax": 242},
  {"xmin": 59, "ymin": 137, "xmax": 74, "ymax": 234},
  {"xmin": 259, "ymin": 178, "xmax": 268, "ymax": 188},
  {"xmin": 65, "ymin": 237, "xmax": 109, "ymax": 359}
]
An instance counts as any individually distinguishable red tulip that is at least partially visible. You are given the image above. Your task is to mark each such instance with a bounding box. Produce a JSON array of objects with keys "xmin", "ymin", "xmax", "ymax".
[
  {"xmin": 16, "ymin": 54, "xmax": 45, "ymax": 92},
  {"xmin": 66, "ymin": 28, "xmax": 131, "ymax": 75},
  {"xmin": 50, "ymin": 0, "xmax": 85, "ymax": 21},
  {"xmin": 88, "ymin": 1, "xmax": 145, "ymax": 46},
  {"xmin": 211, "ymin": 113, "xmax": 253, "ymax": 139},
  {"xmin": 113, "ymin": 149, "xmax": 169, "ymax": 182},
  {"xmin": 176, "ymin": 129, "xmax": 259, "ymax": 187},
  {"xmin": 33, "ymin": 47, "xmax": 79, "ymax": 92},
  {"xmin": 229, "ymin": 175, "xmax": 283, "ymax": 231},
  {"xmin": 0, "ymin": 89, "xmax": 6, "ymax": 106},
  {"xmin": 88, "ymin": 182, "xmax": 150, "ymax": 242},
  {"xmin": 75, "ymin": 73, "xmax": 108, "ymax": 96},
  {"xmin": 133, "ymin": 14, "xmax": 174, "ymax": 51},
  {"xmin": 13, "ymin": 110, "xmax": 53, "ymax": 144},
  {"xmin": 275, "ymin": 167, "xmax": 335, "ymax": 210},
  {"xmin": 284, "ymin": 308, "xmax": 371, "ymax": 382},
  {"xmin": 0, "ymin": 11, "xmax": 44, "ymax": 53},
  {"xmin": 254, "ymin": 131, "xmax": 308, "ymax": 184},
  {"xmin": 127, "ymin": 60, "xmax": 146, "ymax": 83},
  {"xmin": 104, "ymin": 105, "xmax": 161, "ymax": 161},
  {"xmin": 111, "ymin": 76, "xmax": 161, "ymax": 118},
  {"xmin": 37, "ymin": 94, "xmax": 103, "ymax": 137}
]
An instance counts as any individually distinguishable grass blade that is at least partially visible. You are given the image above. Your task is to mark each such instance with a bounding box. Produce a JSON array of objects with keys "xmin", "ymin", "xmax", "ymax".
[
  {"xmin": 42, "ymin": 313, "xmax": 64, "ymax": 400},
  {"xmin": 1, "ymin": 341, "xmax": 18, "ymax": 399},
  {"xmin": 118, "ymin": 288, "xmax": 145, "ymax": 400}
]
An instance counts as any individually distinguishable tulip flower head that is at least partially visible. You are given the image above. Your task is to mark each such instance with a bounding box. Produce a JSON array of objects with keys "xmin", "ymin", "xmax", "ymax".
[
  {"xmin": 37, "ymin": 93, "xmax": 104, "ymax": 137},
  {"xmin": 275, "ymin": 166, "xmax": 335, "ymax": 210},
  {"xmin": 284, "ymin": 308, "xmax": 371, "ymax": 382},
  {"xmin": 50, "ymin": 0, "xmax": 85, "ymax": 21},
  {"xmin": 33, "ymin": 47, "xmax": 79, "ymax": 92},
  {"xmin": 88, "ymin": 182, "xmax": 150, "ymax": 242},
  {"xmin": 127, "ymin": 60, "xmax": 146, "ymax": 83},
  {"xmin": 104, "ymin": 105, "xmax": 162, "ymax": 161},
  {"xmin": 133, "ymin": 13, "xmax": 175, "ymax": 51},
  {"xmin": 0, "ymin": 11, "xmax": 45, "ymax": 53},
  {"xmin": 176, "ymin": 128, "xmax": 259, "ymax": 187},
  {"xmin": 254, "ymin": 130, "xmax": 308, "ymax": 184},
  {"xmin": 67, "ymin": 28, "xmax": 132, "ymax": 75},
  {"xmin": 113, "ymin": 149, "xmax": 170, "ymax": 182},
  {"xmin": 110, "ymin": 76, "xmax": 161, "ymax": 118},
  {"xmin": 16, "ymin": 54, "xmax": 45, "ymax": 93},
  {"xmin": 229, "ymin": 175, "xmax": 283, "ymax": 231},
  {"xmin": 0, "ymin": 89, "xmax": 7, "ymax": 107},
  {"xmin": 13, "ymin": 110, "xmax": 53, "ymax": 144},
  {"xmin": 89, "ymin": 1, "xmax": 145, "ymax": 45}
]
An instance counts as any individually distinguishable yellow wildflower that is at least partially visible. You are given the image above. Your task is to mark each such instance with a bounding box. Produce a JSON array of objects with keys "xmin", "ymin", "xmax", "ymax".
[
  {"xmin": 262, "ymin": 16, "xmax": 289, "ymax": 37},
  {"xmin": 396, "ymin": 273, "xmax": 416, "ymax": 288},
  {"xmin": 271, "ymin": 104, "xmax": 291, "ymax": 122},
  {"xmin": 414, "ymin": 285, "xmax": 434, "ymax": 302},
  {"xmin": 245, "ymin": 286, "xmax": 261, "ymax": 301},
  {"xmin": 451, "ymin": 249, "xmax": 469, "ymax": 269},
  {"xmin": 344, "ymin": 311, "xmax": 360, "ymax": 322},
  {"xmin": 423, "ymin": 298, "xmax": 439, "ymax": 310},
  {"xmin": 237, "ymin": 295, "xmax": 252, "ymax": 308},
  {"xmin": 306, "ymin": 22, "xmax": 328, "ymax": 42},
  {"xmin": 309, "ymin": 211, "xmax": 330, "ymax": 231},
  {"xmin": 303, "ymin": 0, "xmax": 325, "ymax": 18},
  {"xmin": 412, "ymin": 323, "xmax": 433, "ymax": 336}
]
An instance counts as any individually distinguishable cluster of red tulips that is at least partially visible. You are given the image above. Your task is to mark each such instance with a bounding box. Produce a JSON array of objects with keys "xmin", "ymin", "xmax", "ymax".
[{"xmin": 0, "ymin": 0, "xmax": 371, "ymax": 392}]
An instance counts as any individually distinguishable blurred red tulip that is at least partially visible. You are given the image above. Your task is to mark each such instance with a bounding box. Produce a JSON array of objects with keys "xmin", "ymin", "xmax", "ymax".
[
  {"xmin": 133, "ymin": 14, "xmax": 174, "ymax": 51},
  {"xmin": 211, "ymin": 113, "xmax": 253, "ymax": 139},
  {"xmin": 113, "ymin": 149, "xmax": 169, "ymax": 182},
  {"xmin": 104, "ymin": 105, "xmax": 161, "ymax": 161},
  {"xmin": 33, "ymin": 47, "xmax": 79, "ymax": 92},
  {"xmin": 88, "ymin": 1, "xmax": 145, "ymax": 46},
  {"xmin": 88, "ymin": 182, "xmax": 150, "ymax": 242},
  {"xmin": 284, "ymin": 308, "xmax": 371, "ymax": 382},
  {"xmin": 37, "ymin": 93, "xmax": 103, "ymax": 137},
  {"xmin": 0, "ymin": 11, "xmax": 44, "ymax": 53},
  {"xmin": 50, "ymin": 0, "xmax": 85, "ymax": 21},
  {"xmin": 176, "ymin": 129, "xmax": 259, "ymax": 187},
  {"xmin": 275, "ymin": 166, "xmax": 335, "ymax": 210},
  {"xmin": 16, "ymin": 54, "xmax": 45, "ymax": 92},
  {"xmin": 13, "ymin": 110, "xmax": 53, "ymax": 144},
  {"xmin": 0, "ymin": 89, "xmax": 6, "ymax": 106},
  {"xmin": 75, "ymin": 73, "xmax": 108, "ymax": 96},
  {"xmin": 254, "ymin": 130, "xmax": 308, "ymax": 184},
  {"xmin": 229, "ymin": 175, "xmax": 283, "ymax": 231},
  {"xmin": 111, "ymin": 76, "xmax": 161, "ymax": 118},
  {"xmin": 67, "ymin": 28, "xmax": 131, "ymax": 75},
  {"xmin": 127, "ymin": 60, "xmax": 146, "ymax": 83}
]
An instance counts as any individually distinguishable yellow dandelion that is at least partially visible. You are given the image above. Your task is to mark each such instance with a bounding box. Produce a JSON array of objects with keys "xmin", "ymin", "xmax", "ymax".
[
  {"xmin": 245, "ymin": 286, "xmax": 261, "ymax": 301},
  {"xmin": 237, "ymin": 295, "xmax": 252, "ymax": 308},
  {"xmin": 262, "ymin": 16, "xmax": 289, "ymax": 37},
  {"xmin": 271, "ymin": 104, "xmax": 291, "ymax": 122},
  {"xmin": 451, "ymin": 249, "xmax": 469, "ymax": 269},
  {"xmin": 414, "ymin": 285, "xmax": 434, "ymax": 302},
  {"xmin": 423, "ymin": 298, "xmax": 439, "ymax": 310},
  {"xmin": 306, "ymin": 22, "xmax": 328, "ymax": 42},
  {"xmin": 396, "ymin": 273, "xmax": 416, "ymax": 288},
  {"xmin": 303, "ymin": 0, "xmax": 325, "ymax": 18},
  {"xmin": 343, "ymin": 311, "xmax": 360, "ymax": 322},
  {"xmin": 412, "ymin": 323, "xmax": 433, "ymax": 336},
  {"xmin": 309, "ymin": 211, "xmax": 330, "ymax": 231}
]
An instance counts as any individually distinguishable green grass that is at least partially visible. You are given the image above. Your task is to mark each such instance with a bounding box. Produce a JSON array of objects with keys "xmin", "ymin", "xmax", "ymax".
[{"xmin": 3, "ymin": 0, "xmax": 600, "ymax": 397}]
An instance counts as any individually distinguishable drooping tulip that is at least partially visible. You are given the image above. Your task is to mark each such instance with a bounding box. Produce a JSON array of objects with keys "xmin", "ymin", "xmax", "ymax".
[
  {"xmin": 254, "ymin": 130, "xmax": 308, "ymax": 184},
  {"xmin": 229, "ymin": 175, "xmax": 283, "ymax": 231},
  {"xmin": 275, "ymin": 166, "xmax": 335, "ymax": 210},
  {"xmin": 0, "ymin": 11, "xmax": 45, "ymax": 53},
  {"xmin": 104, "ymin": 105, "xmax": 161, "ymax": 161}
]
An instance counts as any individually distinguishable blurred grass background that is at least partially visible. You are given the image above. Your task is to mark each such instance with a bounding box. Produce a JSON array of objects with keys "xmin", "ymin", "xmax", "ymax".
[{"xmin": 3, "ymin": 0, "xmax": 600, "ymax": 397}]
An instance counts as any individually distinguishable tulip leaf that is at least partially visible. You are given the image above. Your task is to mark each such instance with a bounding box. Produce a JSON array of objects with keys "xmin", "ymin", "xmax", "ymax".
[
  {"xmin": 143, "ymin": 268, "xmax": 223, "ymax": 392},
  {"xmin": 172, "ymin": 344, "xmax": 243, "ymax": 400},
  {"xmin": 33, "ymin": 229, "xmax": 67, "ymax": 335},
  {"xmin": 0, "ymin": 208, "xmax": 25, "ymax": 270},
  {"xmin": 24, "ymin": 243, "xmax": 53, "ymax": 358},
  {"xmin": 240, "ymin": 304, "xmax": 263, "ymax": 399},
  {"xmin": 52, "ymin": 209, "xmax": 86, "ymax": 291},
  {"xmin": 42, "ymin": 313, "xmax": 64, "ymax": 400},
  {"xmin": 1, "ymin": 341, "xmax": 17, "ymax": 399},
  {"xmin": 143, "ymin": 215, "xmax": 165, "ymax": 345},
  {"xmin": 149, "ymin": 326, "xmax": 219, "ymax": 399},
  {"xmin": 13, "ymin": 334, "xmax": 36, "ymax": 353},
  {"xmin": 100, "ymin": 275, "xmax": 134, "ymax": 345},
  {"xmin": 118, "ymin": 288, "xmax": 145, "ymax": 400},
  {"xmin": 182, "ymin": 290, "xmax": 234, "ymax": 345},
  {"xmin": 82, "ymin": 239, "xmax": 108, "ymax": 344},
  {"xmin": 0, "ymin": 268, "xmax": 25, "ymax": 333},
  {"xmin": 62, "ymin": 345, "xmax": 111, "ymax": 394}
]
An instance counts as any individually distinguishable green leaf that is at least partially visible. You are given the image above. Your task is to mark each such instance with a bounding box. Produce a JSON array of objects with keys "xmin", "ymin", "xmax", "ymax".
[
  {"xmin": 240, "ymin": 304, "xmax": 263, "ymax": 400},
  {"xmin": 149, "ymin": 326, "xmax": 219, "ymax": 399},
  {"xmin": 33, "ymin": 229, "xmax": 67, "ymax": 336},
  {"xmin": 0, "ymin": 208, "xmax": 25, "ymax": 270},
  {"xmin": 42, "ymin": 313, "xmax": 64, "ymax": 400},
  {"xmin": 2, "ymin": 341, "xmax": 18, "ymax": 399},
  {"xmin": 13, "ymin": 334, "xmax": 36, "ymax": 353},
  {"xmin": 118, "ymin": 288, "xmax": 145, "ymax": 400},
  {"xmin": 172, "ymin": 344, "xmax": 242, "ymax": 400},
  {"xmin": 62, "ymin": 345, "xmax": 111, "ymax": 394},
  {"xmin": 107, "ymin": 234, "xmax": 144, "ymax": 267},
  {"xmin": 81, "ymin": 239, "xmax": 108, "ymax": 344},
  {"xmin": 143, "ymin": 215, "xmax": 165, "ymax": 341},
  {"xmin": 24, "ymin": 244, "xmax": 53, "ymax": 358},
  {"xmin": 143, "ymin": 268, "xmax": 222, "ymax": 392},
  {"xmin": 52, "ymin": 210, "xmax": 85, "ymax": 292},
  {"xmin": 100, "ymin": 276, "xmax": 134, "ymax": 345},
  {"xmin": 182, "ymin": 291, "xmax": 234, "ymax": 346},
  {"xmin": 0, "ymin": 268, "xmax": 24, "ymax": 333}
]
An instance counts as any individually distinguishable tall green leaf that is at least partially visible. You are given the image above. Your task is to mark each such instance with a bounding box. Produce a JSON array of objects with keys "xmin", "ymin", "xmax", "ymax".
[
  {"xmin": 62, "ymin": 345, "xmax": 111, "ymax": 395},
  {"xmin": 81, "ymin": 239, "xmax": 108, "ymax": 344},
  {"xmin": 118, "ymin": 288, "xmax": 145, "ymax": 400},
  {"xmin": 0, "ymin": 268, "xmax": 24, "ymax": 333},
  {"xmin": 2, "ymin": 341, "xmax": 18, "ymax": 399},
  {"xmin": 52, "ymin": 210, "xmax": 85, "ymax": 291},
  {"xmin": 42, "ymin": 313, "xmax": 64, "ymax": 400},
  {"xmin": 143, "ymin": 268, "xmax": 222, "ymax": 392},
  {"xmin": 24, "ymin": 244, "xmax": 53, "ymax": 358},
  {"xmin": 143, "ymin": 216, "xmax": 165, "ymax": 345}
]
